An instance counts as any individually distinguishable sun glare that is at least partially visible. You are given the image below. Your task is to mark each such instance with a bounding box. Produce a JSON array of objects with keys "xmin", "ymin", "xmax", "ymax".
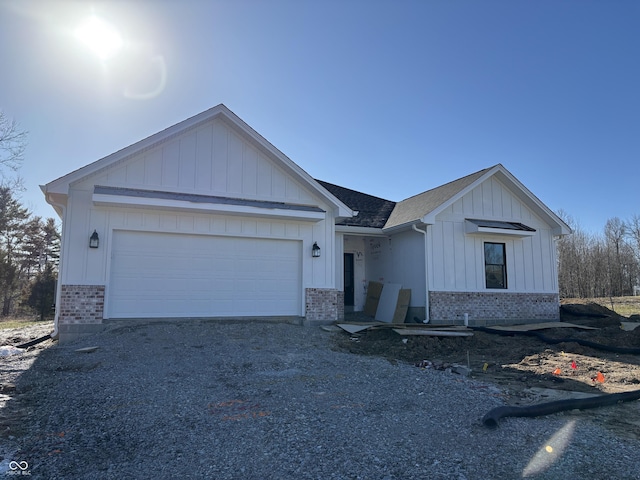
[{"xmin": 75, "ymin": 16, "xmax": 123, "ymax": 60}]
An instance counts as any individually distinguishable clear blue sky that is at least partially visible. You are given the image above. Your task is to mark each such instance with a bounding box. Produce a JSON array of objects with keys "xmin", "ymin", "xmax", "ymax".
[{"xmin": 1, "ymin": 0, "xmax": 638, "ymax": 234}]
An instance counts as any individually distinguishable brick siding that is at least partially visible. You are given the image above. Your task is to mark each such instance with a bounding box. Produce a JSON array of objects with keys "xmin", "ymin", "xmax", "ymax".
[
  {"xmin": 429, "ymin": 291, "xmax": 559, "ymax": 326},
  {"xmin": 305, "ymin": 288, "xmax": 344, "ymax": 322},
  {"xmin": 59, "ymin": 285, "xmax": 105, "ymax": 325}
]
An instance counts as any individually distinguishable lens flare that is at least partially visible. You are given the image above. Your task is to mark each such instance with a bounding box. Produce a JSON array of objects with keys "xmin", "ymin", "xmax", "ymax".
[
  {"xmin": 523, "ymin": 420, "xmax": 576, "ymax": 477},
  {"xmin": 75, "ymin": 16, "xmax": 123, "ymax": 60}
]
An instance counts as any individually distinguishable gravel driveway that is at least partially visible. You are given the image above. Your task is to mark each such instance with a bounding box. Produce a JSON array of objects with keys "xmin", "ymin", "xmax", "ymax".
[{"xmin": 2, "ymin": 320, "xmax": 640, "ymax": 479}]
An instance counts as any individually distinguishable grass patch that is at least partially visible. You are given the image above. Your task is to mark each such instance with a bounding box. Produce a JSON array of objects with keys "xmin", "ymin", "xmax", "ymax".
[
  {"xmin": 563, "ymin": 296, "xmax": 640, "ymax": 318},
  {"xmin": 0, "ymin": 317, "xmax": 53, "ymax": 330}
]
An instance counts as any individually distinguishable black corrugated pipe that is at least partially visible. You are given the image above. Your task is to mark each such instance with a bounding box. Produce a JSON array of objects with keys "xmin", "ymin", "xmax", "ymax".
[
  {"xmin": 16, "ymin": 334, "xmax": 54, "ymax": 349},
  {"xmin": 483, "ymin": 389, "xmax": 640, "ymax": 428}
]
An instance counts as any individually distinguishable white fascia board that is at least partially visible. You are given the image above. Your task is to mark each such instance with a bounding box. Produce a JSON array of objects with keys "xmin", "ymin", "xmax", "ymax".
[
  {"xmin": 45, "ymin": 105, "xmax": 230, "ymax": 195},
  {"xmin": 45, "ymin": 104, "xmax": 354, "ymax": 220},
  {"xmin": 419, "ymin": 164, "xmax": 571, "ymax": 236},
  {"xmin": 216, "ymin": 109, "xmax": 354, "ymax": 219},
  {"xmin": 92, "ymin": 193, "xmax": 326, "ymax": 222},
  {"xmin": 335, "ymin": 225, "xmax": 387, "ymax": 236},
  {"xmin": 492, "ymin": 168, "xmax": 572, "ymax": 236}
]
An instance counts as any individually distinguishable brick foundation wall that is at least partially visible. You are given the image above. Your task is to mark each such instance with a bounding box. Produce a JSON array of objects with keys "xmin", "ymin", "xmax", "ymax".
[
  {"xmin": 305, "ymin": 288, "xmax": 344, "ymax": 323},
  {"xmin": 59, "ymin": 285, "xmax": 105, "ymax": 325},
  {"xmin": 429, "ymin": 291, "xmax": 560, "ymax": 326}
]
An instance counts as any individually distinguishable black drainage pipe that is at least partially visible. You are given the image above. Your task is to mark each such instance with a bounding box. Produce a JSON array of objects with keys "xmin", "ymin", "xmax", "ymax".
[
  {"xmin": 483, "ymin": 389, "xmax": 640, "ymax": 428},
  {"xmin": 16, "ymin": 334, "xmax": 54, "ymax": 349}
]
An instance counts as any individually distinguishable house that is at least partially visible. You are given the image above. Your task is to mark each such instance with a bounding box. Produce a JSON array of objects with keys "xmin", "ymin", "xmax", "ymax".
[{"xmin": 42, "ymin": 105, "xmax": 571, "ymax": 342}]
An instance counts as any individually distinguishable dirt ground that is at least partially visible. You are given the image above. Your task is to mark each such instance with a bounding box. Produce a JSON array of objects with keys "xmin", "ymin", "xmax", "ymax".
[
  {"xmin": 2, "ymin": 305, "xmax": 640, "ymax": 442},
  {"xmin": 332, "ymin": 302, "xmax": 640, "ymax": 439}
]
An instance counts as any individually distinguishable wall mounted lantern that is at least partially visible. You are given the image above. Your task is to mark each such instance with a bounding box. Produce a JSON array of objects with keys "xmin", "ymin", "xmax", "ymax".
[
  {"xmin": 312, "ymin": 242, "xmax": 321, "ymax": 258},
  {"xmin": 89, "ymin": 230, "xmax": 99, "ymax": 249}
]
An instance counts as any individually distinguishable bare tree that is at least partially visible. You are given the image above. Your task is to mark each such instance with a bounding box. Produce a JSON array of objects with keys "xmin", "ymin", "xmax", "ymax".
[
  {"xmin": 557, "ymin": 211, "xmax": 640, "ymax": 299},
  {"xmin": 0, "ymin": 110, "xmax": 26, "ymax": 188},
  {"xmin": 605, "ymin": 217, "xmax": 628, "ymax": 297}
]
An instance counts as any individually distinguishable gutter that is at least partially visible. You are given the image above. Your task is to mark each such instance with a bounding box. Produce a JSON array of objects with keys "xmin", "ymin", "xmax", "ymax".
[{"xmin": 412, "ymin": 224, "xmax": 430, "ymax": 323}]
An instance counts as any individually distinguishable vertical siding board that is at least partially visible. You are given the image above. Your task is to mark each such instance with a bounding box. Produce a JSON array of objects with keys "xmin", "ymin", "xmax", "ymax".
[
  {"xmin": 145, "ymin": 150, "xmax": 163, "ymax": 186},
  {"xmin": 285, "ymin": 178, "xmax": 300, "ymax": 200},
  {"xmin": 212, "ymin": 121, "xmax": 228, "ymax": 192},
  {"xmin": 162, "ymin": 142, "xmax": 180, "ymax": 188},
  {"xmin": 107, "ymin": 166, "xmax": 126, "ymax": 184},
  {"xmin": 481, "ymin": 182, "xmax": 492, "ymax": 216},
  {"xmin": 442, "ymin": 222, "xmax": 455, "ymax": 289},
  {"xmin": 272, "ymin": 168, "xmax": 286, "ymax": 198},
  {"xmin": 453, "ymin": 221, "xmax": 466, "ymax": 289},
  {"xmin": 491, "ymin": 179, "xmax": 502, "ymax": 217},
  {"xmin": 472, "ymin": 187, "xmax": 482, "ymax": 216},
  {"xmin": 256, "ymin": 153, "xmax": 273, "ymax": 197},
  {"xmin": 178, "ymin": 132, "xmax": 197, "ymax": 190},
  {"xmin": 227, "ymin": 132, "xmax": 243, "ymax": 194},
  {"xmin": 195, "ymin": 126, "xmax": 213, "ymax": 191},
  {"xmin": 512, "ymin": 239, "xmax": 525, "ymax": 291},
  {"xmin": 502, "ymin": 183, "xmax": 513, "ymax": 218},
  {"xmin": 431, "ymin": 223, "xmax": 445, "ymax": 290},
  {"xmin": 126, "ymin": 159, "xmax": 145, "ymax": 185},
  {"xmin": 540, "ymin": 231, "xmax": 552, "ymax": 290},
  {"xmin": 242, "ymin": 144, "xmax": 258, "ymax": 196},
  {"xmin": 464, "ymin": 234, "xmax": 476, "ymax": 290}
]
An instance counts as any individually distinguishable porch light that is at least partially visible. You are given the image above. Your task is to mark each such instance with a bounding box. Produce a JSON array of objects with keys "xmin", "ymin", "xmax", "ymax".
[
  {"xmin": 89, "ymin": 230, "xmax": 99, "ymax": 249},
  {"xmin": 312, "ymin": 242, "xmax": 321, "ymax": 258}
]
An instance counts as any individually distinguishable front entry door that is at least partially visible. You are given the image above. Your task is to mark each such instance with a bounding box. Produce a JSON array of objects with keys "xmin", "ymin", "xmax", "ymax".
[{"xmin": 344, "ymin": 253, "xmax": 354, "ymax": 306}]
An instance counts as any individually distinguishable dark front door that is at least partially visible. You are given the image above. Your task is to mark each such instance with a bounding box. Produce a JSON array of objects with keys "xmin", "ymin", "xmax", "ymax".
[{"xmin": 344, "ymin": 253, "xmax": 354, "ymax": 306}]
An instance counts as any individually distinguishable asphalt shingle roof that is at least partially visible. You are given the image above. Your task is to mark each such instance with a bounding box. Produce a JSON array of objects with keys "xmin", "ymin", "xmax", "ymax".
[
  {"xmin": 384, "ymin": 167, "xmax": 492, "ymax": 229},
  {"xmin": 316, "ymin": 180, "xmax": 396, "ymax": 228},
  {"xmin": 318, "ymin": 166, "xmax": 495, "ymax": 231}
]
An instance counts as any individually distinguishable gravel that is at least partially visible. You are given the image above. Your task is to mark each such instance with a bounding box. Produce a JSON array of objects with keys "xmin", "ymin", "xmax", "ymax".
[{"xmin": 2, "ymin": 319, "xmax": 640, "ymax": 479}]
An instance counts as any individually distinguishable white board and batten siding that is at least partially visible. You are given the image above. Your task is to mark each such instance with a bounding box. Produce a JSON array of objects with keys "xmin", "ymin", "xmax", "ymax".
[
  {"xmin": 429, "ymin": 177, "xmax": 558, "ymax": 293},
  {"xmin": 61, "ymin": 115, "xmax": 338, "ymax": 319},
  {"xmin": 86, "ymin": 117, "xmax": 317, "ymax": 205}
]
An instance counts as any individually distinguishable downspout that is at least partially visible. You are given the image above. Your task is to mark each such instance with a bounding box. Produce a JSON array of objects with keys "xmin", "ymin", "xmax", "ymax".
[
  {"xmin": 48, "ymin": 199, "xmax": 67, "ymax": 340},
  {"xmin": 412, "ymin": 224, "xmax": 429, "ymax": 324}
]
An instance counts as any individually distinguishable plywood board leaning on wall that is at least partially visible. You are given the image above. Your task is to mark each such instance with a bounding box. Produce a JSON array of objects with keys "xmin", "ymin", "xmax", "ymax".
[
  {"xmin": 392, "ymin": 289, "xmax": 411, "ymax": 324},
  {"xmin": 363, "ymin": 281, "xmax": 383, "ymax": 317}
]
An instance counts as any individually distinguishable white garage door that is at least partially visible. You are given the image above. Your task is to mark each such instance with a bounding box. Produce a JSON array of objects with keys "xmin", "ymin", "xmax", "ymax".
[{"xmin": 108, "ymin": 231, "xmax": 302, "ymax": 318}]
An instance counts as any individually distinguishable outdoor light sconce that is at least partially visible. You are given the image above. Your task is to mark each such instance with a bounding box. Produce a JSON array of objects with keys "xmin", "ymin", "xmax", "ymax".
[
  {"xmin": 312, "ymin": 242, "xmax": 321, "ymax": 258},
  {"xmin": 89, "ymin": 230, "xmax": 99, "ymax": 249}
]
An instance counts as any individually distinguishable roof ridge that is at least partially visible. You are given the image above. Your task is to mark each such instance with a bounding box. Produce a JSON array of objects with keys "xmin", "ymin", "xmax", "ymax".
[
  {"xmin": 397, "ymin": 165, "xmax": 495, "ymax": 204},
  {"xmin": 315, "ymin": 179, "xmax": 395, "ymax": 203}
]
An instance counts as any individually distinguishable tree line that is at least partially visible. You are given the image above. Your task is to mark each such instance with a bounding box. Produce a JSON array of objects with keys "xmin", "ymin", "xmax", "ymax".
[
  {"xmin": 557, "ymin": 212, "xmax": 640, "ymax": 299},
  {"xmin": 1, "ymin": 110, "xmax": 60, "ymax": 319}
]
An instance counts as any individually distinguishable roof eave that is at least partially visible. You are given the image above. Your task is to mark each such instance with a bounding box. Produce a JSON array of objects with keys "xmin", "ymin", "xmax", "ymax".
[{"xmin": 336, "ymin": 225, "xmax": 387, "ymax": 236}]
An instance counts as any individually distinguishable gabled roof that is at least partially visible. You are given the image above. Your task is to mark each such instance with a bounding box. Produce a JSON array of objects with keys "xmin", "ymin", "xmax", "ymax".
[
  {"xmin": 326, "ymin": 164, "xmax": 571, "ymax": 236},
  {"xmin": 383, "ymin": 164, "xmax": 571, "ymax": 235},
  {"xmin": 41, "ymin": 104, "xmax": 353, "ymax": 219},
  {"xmin": 384, "ymin": 167, "xmax": 491, "ymax": 230},
  {"xmin": 316, "ymin": 180, "xmax": 396, "ymax": 228}
]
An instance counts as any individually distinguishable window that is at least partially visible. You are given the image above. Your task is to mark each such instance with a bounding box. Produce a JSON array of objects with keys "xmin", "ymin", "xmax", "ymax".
[{"xmin": 484, "ymin": 242, "xmax": 507, "ymax": 289}]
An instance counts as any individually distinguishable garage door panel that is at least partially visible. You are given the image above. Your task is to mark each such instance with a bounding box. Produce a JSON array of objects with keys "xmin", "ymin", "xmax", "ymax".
[{"xmin": 109, "ymin": 231, "xmax": 301, "ymax": 318}]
